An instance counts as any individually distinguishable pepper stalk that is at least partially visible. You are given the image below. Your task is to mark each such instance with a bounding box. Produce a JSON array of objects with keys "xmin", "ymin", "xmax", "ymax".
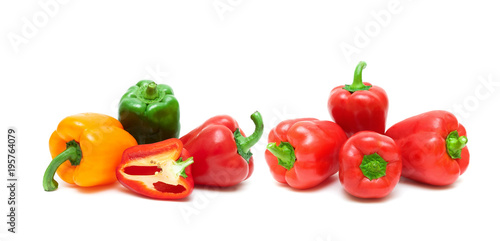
[
  {"xmin": 343, "ymin": 61, "xmax": 372, "ymax": 93},
  {"xmin": 446, "ymin": 130, "xmax": 468, "ymax": 159},
  {"xmin": 234, "ymin": 111, "xmax": 264, "ymax": 162},
  {"xmin": 266, "ymin": 142, "xmax": 296, "ymax": 170},
  {"xmin": 43, "ymin": 140, "xmax": 82, "ymax": 191},
  {"xmin": 359, "ymin": 153, "xmax": 387, "ymax": 181}
]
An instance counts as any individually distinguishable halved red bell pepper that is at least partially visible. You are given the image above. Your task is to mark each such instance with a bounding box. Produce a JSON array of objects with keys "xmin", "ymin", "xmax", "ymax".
[
  {"xmin": 265, "ymin": 118, "xmax": 347, "ymax": 189},
  {"xmin": 179, "ymin": 111, "xmax": 263, "ymax": 187},
  {"xmin": 339, "ymin": 131, "xmax": 402, "ymax": 198},
  {"xmin": 385, "ymin": 110, "xmax": 469, "ymax": 186},
  {"xmin": 328, "ymin": 61, "xmax": 388, "ymax": 136},
  {"xmin": 116, "ymin": 138, "xmax": 194, "ymax": 200}
]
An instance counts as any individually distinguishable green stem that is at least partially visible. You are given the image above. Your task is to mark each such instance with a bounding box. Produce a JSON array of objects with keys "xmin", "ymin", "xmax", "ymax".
[
  {"xmin": 43, "ymin": 140, "xmax": 82, "ymax": 191},
  {"xmin": 266, "ymin": 142, "xmax": 296, "ymax": 170},
  {"xmin": 234, "ymin": 111, "xmax": 264, "ymax": 162},
  {"xmin": 446, "ymin": 130, "xmax": 468, "ymax": 159},
  {"xmin": 343, "ymin": 61, "xmax": 372, "ymax": 92},
  {"xmin": 173, "ymin": 157, "xmax": 194, "ymax": 179},
  {"xmin": 359, "ymin": 153, "xmax": 387, "ymax": 181},
  {"xmin": 144, "ymin": 82, "xmax": 158, "ymax": 100}
]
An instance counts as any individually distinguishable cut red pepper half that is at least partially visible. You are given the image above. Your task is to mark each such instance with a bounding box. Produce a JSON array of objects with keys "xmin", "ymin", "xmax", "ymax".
[{"xmin": 116, "ymin": 138, "xmax": 194, "ymax": 200}]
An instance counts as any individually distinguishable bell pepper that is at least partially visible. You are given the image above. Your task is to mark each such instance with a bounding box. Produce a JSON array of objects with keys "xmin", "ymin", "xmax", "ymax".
[
  {"xmin": 327, "ymin": 61, "xmax": 388, "ymax": 137},
  {"xmin": 43, "ymin": 113, "xmax": 138, "ymax": 191},
  {"xmin": 179, "ymin": 111, "xmax": 264, "ymax": 187},
  {"xmin": 339, "ymin": 131, "xmax": 402, "ymax": 198},
  {"xmin": 116, "ymin": 138, "xmax": 194, "ymax": 200},
  {"xmin": 265, "ymin": 118, "xmax": 347, "ymax": 189},
  {"xmin": 118, "ymin": 80, "xmax": 180, "ymax": 144},
  {"xmin": 385, "ymin": 110, "xmax": 469, "ymax": 186}
]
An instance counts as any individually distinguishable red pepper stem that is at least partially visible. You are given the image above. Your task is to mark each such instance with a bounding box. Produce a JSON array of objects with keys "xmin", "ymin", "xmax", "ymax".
[
  {"xmin": 234, "ymin": 111, "xmax": 264, "ymax": 162},
  {"xmin": 42, "ymin": 140, "xmax": 82, "ymax": 191},
  {"xmin": 266, "ymin": 142, "xmax": 296, "ymax": 170},
  {"xmin": 446, "ymin": 130, "xmax": 468, "ymax": 159},
  {"xmin": 173, "ymin": 157, "xmax": 194, "ymax": 179},
  {"xmin": 343, "ymin": 61, "xmax": 372, "ymax": 92},
  {"xmin": 359, "ymin": 153, "xmax": 387, "ymax": 180}
]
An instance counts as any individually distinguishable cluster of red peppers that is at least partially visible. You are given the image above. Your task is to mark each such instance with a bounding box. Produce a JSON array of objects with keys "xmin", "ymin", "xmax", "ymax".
[
  {"xmin": 43, "ymin": 62, "xmax": 469, "ymax": 200},
  {"xmin": 43, "ymin": 80, "xmax": 263, "ymax": 200},
  {"xmin": 265, "ymin": 61, "xmax": 469, "ymax": 199}
]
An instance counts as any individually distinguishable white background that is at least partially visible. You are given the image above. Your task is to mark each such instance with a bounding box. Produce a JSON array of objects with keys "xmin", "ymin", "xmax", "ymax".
[{"xmin": 1, "ymin": 1, "xmax": 499, "ymax": 241}]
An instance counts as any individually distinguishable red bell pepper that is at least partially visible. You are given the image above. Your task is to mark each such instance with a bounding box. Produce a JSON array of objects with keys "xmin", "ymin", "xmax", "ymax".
[
  {"xmin": 179, "ymin": 111, "xmax": 264, "ymax": 187},
  {"xmin": 327, "ymin": 61, "xmax": 388, "ymax": 137},
  {"xmin": 385, "ymin": 110, "xmax": 469, "ymax": 186},
  {"xmin": 339, "ymin": 131, "xmax": 402, "ymax": 198},
  {"xmin": 265, "ymin": 118, "xmax": 347, "ymax": 189},
  {"xmin": 116, "ymin": 138, "xmax": 194, "ymax": 200}
]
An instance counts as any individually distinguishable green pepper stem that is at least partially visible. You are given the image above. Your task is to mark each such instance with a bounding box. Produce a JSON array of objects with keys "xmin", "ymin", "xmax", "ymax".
[
  {"xmin": 144, "ymin": 82, "xmax": 158, "ymax": 100},
  {"xmin": 234, "ymin": 111, "xmax": 264, "ymax": 162},
  {"xmin": 343, "ymin": 61, "xmax": 372, "ymax": 92},
  {"xmin": 446, "ymin": 130, "xmax": 468, "ymax": 159},
  {"xmin": 173, "ymin": 157, "xmax": 194, "ymax": 179},
  {"xmin": 359, "ymin": 153, "xmax": 387, "ymax": 181},
  {"xmin": 43, "ymin": 140, "xmax": 82, "ymax": 191},
  {"xmin": 266, "ymin": 142, "xmax": 296, "ymax": 170}
]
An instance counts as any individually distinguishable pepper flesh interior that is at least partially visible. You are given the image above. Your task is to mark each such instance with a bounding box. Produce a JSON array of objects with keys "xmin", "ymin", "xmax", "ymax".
[
  {"xmin": 121, "ymin": 152, "xmax": 182, "ymax": 192},
  {"xmin": 153, "ymin": 181, "xmax": 186, "ymax": 193},
  {"xmin": 123, "ymin": 166, "xmax": 162, "ymax": 175}
]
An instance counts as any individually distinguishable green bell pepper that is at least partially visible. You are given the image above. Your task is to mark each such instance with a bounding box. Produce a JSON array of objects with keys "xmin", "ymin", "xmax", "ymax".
[{"xmin": 118, "ymin": 80, "xmax": 180, "ymax": 144}]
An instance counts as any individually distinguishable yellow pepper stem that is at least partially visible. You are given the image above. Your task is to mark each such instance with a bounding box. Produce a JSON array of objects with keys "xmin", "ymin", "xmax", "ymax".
[{"xmin": 43, "ymin": 140, "xmax": 82, "ymax": 191}]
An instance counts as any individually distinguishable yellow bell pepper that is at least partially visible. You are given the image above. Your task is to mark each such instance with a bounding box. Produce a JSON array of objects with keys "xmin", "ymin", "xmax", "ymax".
[{"xmin": 43, "ymin": 113, "xmax": 137, "ymax": 191}]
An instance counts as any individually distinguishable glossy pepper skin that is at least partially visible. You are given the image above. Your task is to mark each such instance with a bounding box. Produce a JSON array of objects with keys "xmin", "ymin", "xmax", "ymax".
[
  {"xmin": 265, "ymin": 118, "xmax": 347, "ymax": 189},
  {"xmin": 385, "ymin": 110, "xmax": 469, "ymax": 186},
  {"xmin": 339, "ymin": 131, "xmax": 402, "ymax": 199},
  {"xmin": 119, "ymin": 80, "xmax": 180, "ymax": 144},
  {"xmin": 116, "ymin": 138, "xmax": 194, "ymax": 200},
  {"xmin": 180, "ymin": 111, "xmax": 264, "ymax": 187},
  {"xmin": 43, "ymin": 113, "xmax": 138, "ymax": 191},
  {"xmin": 328, "ymin": 61, "xmax": 388, "ymax": 137}
]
